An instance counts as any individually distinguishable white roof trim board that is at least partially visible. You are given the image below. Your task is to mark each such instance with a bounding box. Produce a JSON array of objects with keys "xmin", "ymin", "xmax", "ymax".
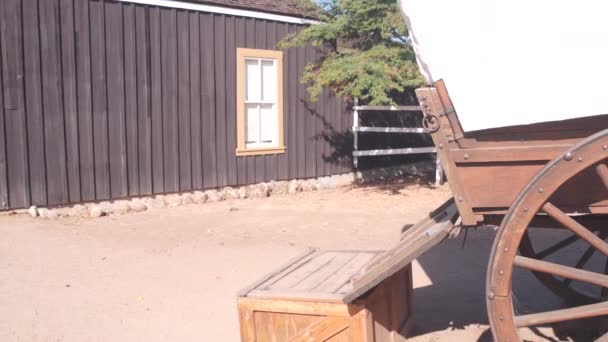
[
  {"xmin": 118, "ymin": 0, "xmax": 321, "ymax": 25},
  {"xmin": 399, "ymin": 0, "xmax": 608, "ymax": 131}
]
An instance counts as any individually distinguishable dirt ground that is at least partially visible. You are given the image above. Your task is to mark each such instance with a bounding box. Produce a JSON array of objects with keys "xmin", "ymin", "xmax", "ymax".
[{"xmin": 0, "ymin": 179, "xmax": 579, "ymax": 341}]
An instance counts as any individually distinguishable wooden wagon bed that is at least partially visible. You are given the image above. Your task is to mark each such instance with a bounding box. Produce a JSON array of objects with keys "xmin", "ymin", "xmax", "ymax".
[{"xmin": 417, "ymin": 81, "xmax": 608, "ymax": 225}]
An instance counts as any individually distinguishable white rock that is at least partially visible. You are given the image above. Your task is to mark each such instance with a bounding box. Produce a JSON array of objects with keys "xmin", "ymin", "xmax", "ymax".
[
  {"xmin": 113, "ymin": 202, "xmax": 131, "ymax": 215},
  {"xmin": 181, "ymin": 193, "xmax": 194, "ymax": 205},
  {"xmin": 237, "ymin": 187, "xmax": 248, "ymax": 199},
  {"xmin": 288, "ymin": 180, "xmax": 302, "ymax": 194},
  {"xmin": 193, "ymin": 191, "xmax": 208, "ymax": 204},
  {"xmin": 301, "ymin": 180, "xmax": 316, "ymax": 192},
  {"xmin": 205, "ymin": 190, "xmax": 224, "ymax": 203},
  {"xmin": 145, "ymin": 197, "xmax": 166, "ymax": 209},
  {"xmin": 37, "ymin": 208, "xmax": 48, "ymax": 218},
  {"xmin": 222, "ymin": 187, "xmax": 239, "ymax": 200},
  {"xmin": 89, "ymin": 206, "xmax": 103, "ymax": 218},
  {"xmin": 249, "ymin": 183, "xmax": 270, "ymax": 198},
  {"xmin": 334, "ymin": 173, "xmax": 356, "ymax": 187},
  {"xmin": 164, "ymin": 195, "xmax": 182, "ymax": 207},
  {"xmin": 46, "ymin": 209, "xmax": 59, "ymax": 219},
  {"xmin": 129, "ymin": 201, "xmax": 147, "ymax": 212},
  {"xmin": 316, "ymin": 177, "xmax": 336, "ymax": 190},
  {"xmin": 28, "ymin": 206, "xmax": 38, "ymax": 218}
]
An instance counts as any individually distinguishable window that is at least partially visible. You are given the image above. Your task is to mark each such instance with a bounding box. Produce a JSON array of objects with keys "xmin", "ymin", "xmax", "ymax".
[{"xmin": 236, "ymin": 48, "xmax": 285, "ymax": 156}]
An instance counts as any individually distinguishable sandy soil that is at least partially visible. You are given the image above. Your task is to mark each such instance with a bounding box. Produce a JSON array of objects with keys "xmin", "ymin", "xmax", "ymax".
[{"xmin": 0, "ymin": 179, "xmax": 584, "ymax": 341}]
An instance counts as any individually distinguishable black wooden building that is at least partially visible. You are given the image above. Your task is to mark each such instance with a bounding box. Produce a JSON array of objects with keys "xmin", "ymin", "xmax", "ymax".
[{"xmin": 0, "ymin": 0, "xmax": 354, "ymax": 210}]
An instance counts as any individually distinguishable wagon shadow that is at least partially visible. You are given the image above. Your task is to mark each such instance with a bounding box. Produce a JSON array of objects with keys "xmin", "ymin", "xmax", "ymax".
[{"xmin": 408, "ymin": 226, "xmax": 496, "ymax": 340}]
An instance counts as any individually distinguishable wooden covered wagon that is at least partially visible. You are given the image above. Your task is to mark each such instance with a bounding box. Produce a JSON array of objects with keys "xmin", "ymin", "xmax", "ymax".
[{"xmin": 398, "ymin": 0, "xmax": 608, "ymax": 340}]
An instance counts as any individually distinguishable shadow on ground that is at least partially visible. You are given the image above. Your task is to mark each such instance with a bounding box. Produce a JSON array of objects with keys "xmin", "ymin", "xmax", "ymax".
[{"xmin": 408, "ymin": 226, "xmax": 496, "ymax": 341}]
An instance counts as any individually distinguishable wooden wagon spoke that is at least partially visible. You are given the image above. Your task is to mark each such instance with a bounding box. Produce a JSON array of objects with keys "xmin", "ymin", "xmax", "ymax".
[
  {"xmin": 542, "ymin": 202, "xmax": 608, "ymax": 256},
  {"xmin": 596, "ymin": 164, "xmax": 608, "ymax": 191},
  {"xmin": 535, "ymin": 234, "xmax": 581, "ymax": 260},
  {"xmin": 563, "ymin": 245, "xmax": 598, "ymax": 287},
  {"xmin": 514, "ymin": 301, "xmax": 608, "ymax": 327},
  {"xmin": 514, "ymin": 256, "xmax": 608, "ymax": 289}
]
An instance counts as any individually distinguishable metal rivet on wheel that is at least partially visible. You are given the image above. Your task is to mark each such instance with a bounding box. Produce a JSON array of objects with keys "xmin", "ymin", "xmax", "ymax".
[
  {"xmin": 506, "ymin": 339, "xmax": 510, "ymax": 342},
  {"xmin": 577, "ymin": 157, "xmax": 583, "ymax": 162},
  {"xmin": 524, "ymin": 207, "xmax": 529, "ymax": 212},
  {"xmin": 603, "ymin": 144, "xmax": 607, "ymax": 150},
  {"xmin": 439, "ymin": 144, "xmax": 444, "ymax": 149},
  {"xmin": 464, "ymin": 153, "xmax": 469, "ymax": 159},
  {"xmin": 499, "ymin": 270, "xmax": 504, "ymax": 275},
  {"xmin": 499, "ymin": 314, "xmax": 504, "ymax": 321},
  {"xmin": 488, "ymin": 291, "xmax": 495, "ymax": 300},
  {"xmin": 563, "ymin": 152, "xmax": 572, "ymax": 161},
  {"xmin": 458, "ymin": 196, "xmax": 463, "ymax": 202},
  {"xmin": 538, "ymin": 188, "xmax": 544, "ymax": 193},
  {"xmin": 504, "ymin": 247, "xmax": 509, "ymax": 252}
]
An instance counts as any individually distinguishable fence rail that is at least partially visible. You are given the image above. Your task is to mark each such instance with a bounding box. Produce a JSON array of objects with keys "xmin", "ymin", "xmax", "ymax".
[{"xmin": 352, "ymin": 99, "xmax": 444, "ymax": 185}]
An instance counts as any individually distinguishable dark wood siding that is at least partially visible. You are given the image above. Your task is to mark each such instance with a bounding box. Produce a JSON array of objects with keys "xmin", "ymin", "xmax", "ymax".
[{"xmin": 0, "ymin": 0, "xmax": 352, "ymax": 210}]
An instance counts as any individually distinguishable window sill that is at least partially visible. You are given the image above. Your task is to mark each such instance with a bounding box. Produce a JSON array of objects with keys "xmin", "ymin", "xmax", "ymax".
[{"xmin": 236, "ymin": 146, "xmax": 286, "ymax": 156}]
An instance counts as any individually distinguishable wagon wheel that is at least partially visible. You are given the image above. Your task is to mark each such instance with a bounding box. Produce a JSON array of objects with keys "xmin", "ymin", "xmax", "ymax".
[
  {"xmin": 519, "ymin": 228, "xmax": 608, "ymax": 306},
  {"xmin": 487, "ymin": 129, "xmax": 608, "ymax": 342}
]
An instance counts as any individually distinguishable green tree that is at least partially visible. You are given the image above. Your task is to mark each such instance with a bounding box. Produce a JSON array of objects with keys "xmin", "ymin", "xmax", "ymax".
[{"xmin": 280, "ymin": 0, "xmax": 423, "ymax": 105}]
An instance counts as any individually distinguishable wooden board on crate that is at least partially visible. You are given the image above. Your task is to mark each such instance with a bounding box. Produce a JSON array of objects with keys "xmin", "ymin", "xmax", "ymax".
[{"xmin": 237, "ymin": 249, "xmax": 414, "ymax": 342}]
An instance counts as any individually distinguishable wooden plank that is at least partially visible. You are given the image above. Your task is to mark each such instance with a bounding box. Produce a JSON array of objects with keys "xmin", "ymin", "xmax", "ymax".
[
  {"xmin": 316, "ymin": 252, "xmax": 377, "ymax": 294},
  {"xmin": 188, "ymin": 12, "xmax": 202, "ymax": 190},
  {"xmin": 288, "ymin": 316, "xmax": 349, "ymax": 342},
  {"xmin": 350, "ymin": 309, "xmax": 373, "ymax": 342},
  {"xmin": 40, "ymin": 0, "xmax": 68, "ymax": 205},
  {"xmin": 288, "ymin": 25, "xmax": 298, "ymax": 179},
  {"xmin": 238, "ymin": 297, "xmax": 356, "ymax": 317},
  {"xmin": 292, "ymin": 253, "xmax": 356, "ymax": 291},
  {"xmin": 225, "ymin": 15, "xmax": 238, "ymax": 186},
  {"xmin": 123, "ymin": 3, "xmax": 139, "ymax": 196},
  {"xmin": 296, "ymin": 43, "xmax": 306, "ymax": 178},
  {"xmin": 239, "ymin": 248, "xmax": 318, "ymax": 297},
  {"xmin": 234, "ymin": 17, "xmax": 247, "ymax": 185},
  {"xmin": 277, "ymin": 23, "xmax": 289, "ymax": 180},
  {"xmin": 451, "ymin": 145, "xmax": 569, "ymax": 163},
  {"xmin": 264, "ymin": 21, "xmax": 278, "ymax": 182},
  {"xmin": 200, "ymin": 12, "xmax": 217, "ymax": 189},
  {"xmin": 2, "ymin": 0, "xmax": 30, "ymax": 208},
  {"xmin": 105, "ymin": 0, "xmax": 128, "ymax": 199},
  {"xmin": 314, "ymin": 47, "xmax": 325, "ymax": 177},
  {"xmin": 149, "ymin": 6, "xmax": 164, "ymax": 193},
  {"xmin": 514, "ymin": 301, "xmax": 608, "ymax": 328},
  {"xmin": 60, "ymin": 0, "xmax": 80, "ymax": 203},
  {"xmin": 75, "ymin": 0, "xmax": 95, "ymax": 202},
  {"xmin": 237, "ymin": 306, "xmax": 256, "ymax": 342},
  {"xmin": 0, "ymin": 25, "xmax": 7, "ymax": 209},
  {"xmin": 353, "ymin": 147, "xmax": 436, "ymax": 157},
  {"xmin": 177, "ymin": 9, "xmax": 192, "ymax": 191},
  {"xmin": 270, "ymin": 252, "xmax": 338, "ymax": 290},
  {"xmin": 343, "ymin": 202, "xmax": 457, "ymax": 303},
  {"xmin": 341, "ymin": 99, "xmax": 351, "ymax": 173},
  {"xmin": 135, "ymin": 4, "xmax": 152, "ymax": 195},
  {"xmin": 353, "ymin": 105, "xmax": 420, "ymax": 111},
  {"xmin": 253, "ymin": 20, "xmax": 267, "ymax": 184},
  {"xmin": 329, "ymin": 93, "xmax": 339, "ymax": 175},
  {"xmin": 22, "ymin": 0, "xmax": 47, "ymax": 206},
  {"xmin": 214, "ymin": 14, "xmax": 228, "ymax": 187},
  {"xmin": 0, "ymin": 0, "xmax": 19, "ymax": 111},
  {"xmin": 90, "ymin": 0, "xmax": 110, "ymax": 200},
  {"xmin": 161, "ymin": 7, "xmax": 179, "ymax": 193},
  {"xmin": 323, "ymin": 88, "xmax": 331, "ymax": 176},
  {"xmin": 245, "ymin": 18, "xmax": 256, "ymax": 184}
]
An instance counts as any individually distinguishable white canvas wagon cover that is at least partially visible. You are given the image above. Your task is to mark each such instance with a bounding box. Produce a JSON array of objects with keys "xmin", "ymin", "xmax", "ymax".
[{"xmin": 399, "ymin": 0, "xmax": 608, "ymax": 132}]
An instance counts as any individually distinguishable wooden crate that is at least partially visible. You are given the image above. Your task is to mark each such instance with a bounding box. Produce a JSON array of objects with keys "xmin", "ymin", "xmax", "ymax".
[{"xmin": 237, "ymin": 249, "xmax": 413, "ymax": 341}]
